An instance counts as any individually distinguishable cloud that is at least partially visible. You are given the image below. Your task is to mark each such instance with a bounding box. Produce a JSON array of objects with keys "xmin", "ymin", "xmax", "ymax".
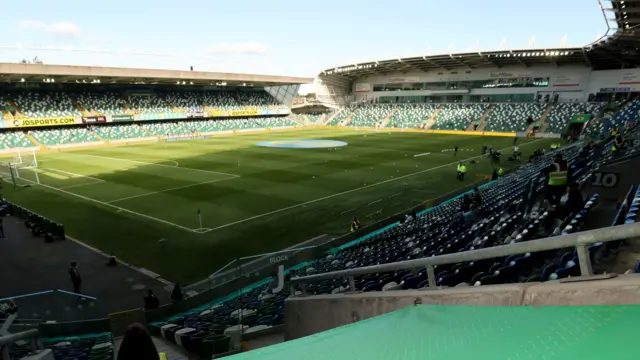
[
  {"xmin": 18, "ymin": 20, "xmax": 81, "ymax": 39},
  {"xmin": 207, "ymin": 41, "xmax": 269, "ymax": 55}
]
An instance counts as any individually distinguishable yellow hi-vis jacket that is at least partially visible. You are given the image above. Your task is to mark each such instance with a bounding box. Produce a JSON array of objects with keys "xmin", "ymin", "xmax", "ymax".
[
  {"xmin": 459, "ymin": 165, "xmax": 468, "ymax": 173},
  {"xmin": 497, "ymin": 168, "xmax": 504, "ymax": 176},
  {"xmin": 548, "ymin": 162, "xmax": 568, "ymax": 186},
  {"xmin": 159, "ymin": 353, "xmax": 168, "ymax": 360}
]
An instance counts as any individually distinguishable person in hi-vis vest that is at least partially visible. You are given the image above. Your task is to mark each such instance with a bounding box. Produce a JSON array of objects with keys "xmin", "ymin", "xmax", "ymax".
[
  {"xmin": 542, "ymin": 153, "xmax": 569, "ymax": 205},
  {"xmin": 350, "ymin": 216, "xmax": 361, "ymax": 232}
]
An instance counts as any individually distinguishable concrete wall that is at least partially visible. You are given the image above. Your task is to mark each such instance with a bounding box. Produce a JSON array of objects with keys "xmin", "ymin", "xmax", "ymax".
[{"xmin": 284, "ymin": 274, "xmax": 640, "ymax": 340}]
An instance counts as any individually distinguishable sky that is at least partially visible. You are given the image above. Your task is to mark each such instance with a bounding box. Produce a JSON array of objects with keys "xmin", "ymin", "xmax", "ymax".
[{"xmin": 0, "ymin": 0, "xmax": 612, "ymax": 93}]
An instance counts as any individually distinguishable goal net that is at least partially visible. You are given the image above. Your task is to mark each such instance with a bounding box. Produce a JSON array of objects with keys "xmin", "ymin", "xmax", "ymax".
[{"xmin": 0, "ymin": 149, "xmax": 40, "ymax": 188}]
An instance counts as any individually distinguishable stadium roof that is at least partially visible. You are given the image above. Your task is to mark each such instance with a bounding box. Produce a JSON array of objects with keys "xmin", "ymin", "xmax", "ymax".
[
  {"xmin": 0, "ymin": 63, "xmax": 313, "ymax": 87},
  {"xmin": 320, "ymin": 0, "xmax": 640, "ymax": 81}
]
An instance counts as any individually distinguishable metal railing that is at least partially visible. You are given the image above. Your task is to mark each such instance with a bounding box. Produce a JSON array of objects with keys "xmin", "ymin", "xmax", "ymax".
[
  {"xmin": 290, "ymin": 222, "xmax": 640, "ymax": 291},
  {"xmin": 0, "ymin": 329, "xmax": 42, "ymax": 360}
]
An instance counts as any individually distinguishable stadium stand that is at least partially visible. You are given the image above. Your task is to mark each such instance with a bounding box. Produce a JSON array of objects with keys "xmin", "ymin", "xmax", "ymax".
[
  {"xmin": 388, "ymin": 104, "xmax": 439, "ymax": 128},
  {"xmin": 76, "ymin": 92, "xmax": 127, "ymax": 116},
  {"xmin": 202, "ymin": 92, "xmax": 240, "ymax": 111},
  {"xmin": 30, "ymin": 128, "xmax": 100, "ymax": 145},
  {"xmin": 432, "ymin": 104, "xmax": 486, "ymax": 130},
  {"xmin": 127, "ymin": 95, "xmax": 173, "ymax": 115},
  {"xmin": 545, "ymin": 102, "xmax": 606, "ymax": 134},
  {"xmin": 7, "ymin": 332, "xmax": 114, "ymax": 360},
  {"xmin": 95, "ymin": 124, "xmax": 150, "ymax": 140},
  {"xmin": 0, "ymin": 131, "xmax": 33, "ymax": 149},
  {"xmin": 484, "ymin": 103, "xmax": 544, "ymax": 132},
  {"xmin": 350, "ymin": 104, "xmax": 394, "ymax": 128},
  {"xmin": 165, "ymin": 92, "xmax": 204, "ymax": 113},
  {"xmin": 13, "ymin": 92, "xmax": 82, "ymax": 119}
]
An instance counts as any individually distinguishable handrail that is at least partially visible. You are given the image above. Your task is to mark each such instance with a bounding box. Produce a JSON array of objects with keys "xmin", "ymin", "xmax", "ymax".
[
  {"xmin": 290, "ymin": 222, "xmax": 640, "ymax": 289},
  {"xmin": 0, "ymin": 329, "xmax": 42, "ymax": 360}
]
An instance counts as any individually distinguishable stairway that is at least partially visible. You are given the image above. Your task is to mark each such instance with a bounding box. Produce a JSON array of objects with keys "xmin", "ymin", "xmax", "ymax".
[
  {"xmin": 423, "ymin": 105, "xmax": 444, "ymax": 130},
  {"xmin": 324, "ymin": 109, "xmax": 345, "ymax": 125},
  {"xmin": 0, "ymin": 109, "xmax": 13, "ymax": 120},
  {"xmin": 7, "ymin": 100, "xmax": 23, "ymax": 118},
  {"xmin": 91, "ymin": 130, "xmax": 105, "ymax": 141},
  {"xmin": 475, "ymin": 104, "xmax": 493, "ymax": 132},
  {"xmin": 341, "ymin": 113, "xmax": 355, "ymax": 127},
  {"xmin": 379, "ymin": 106, "xmax": 399, "ymax": 128},
  {"xmin": 526, "ymin": 103, "xmax": 554, "ymax": 134},
  {"xmin": 25, "ymin": 133, "xmax": 43, "ymax": 149}
]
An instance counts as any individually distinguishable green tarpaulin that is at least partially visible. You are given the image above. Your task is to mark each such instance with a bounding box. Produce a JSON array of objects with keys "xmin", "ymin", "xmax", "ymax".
[
  {"xmin": 571, "ymin": 114, "xmax": 592, "ymax": 123},
  {"xmin": 229, "ymin": 305, "xmax": 636, "ymax": 359}
]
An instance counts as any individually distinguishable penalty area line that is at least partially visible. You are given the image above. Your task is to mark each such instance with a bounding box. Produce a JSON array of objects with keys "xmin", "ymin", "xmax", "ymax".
[
  {"xmin": 59, "ymin": 153, "xmax": 241, "ymax": 178},
  {"xmin": 106, "ymin": 176, "xmax": 238, "ymax": 204},
  {"xmin": 7, "ymin": 176, "xmax": 199, "ymax": 234},
  {"xmin": 196, "ymin": 138, "xmax": 546, "ymax": 234}
]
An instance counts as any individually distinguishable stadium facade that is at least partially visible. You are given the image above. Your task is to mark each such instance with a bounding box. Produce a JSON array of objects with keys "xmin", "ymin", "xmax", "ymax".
[
  {"xmin": 0, "ymin": 63, "xmax": 311, "ymax": 131},
  {"xmin": 316, "ymin": 0, "xmax": 640, "ymax": 108}
]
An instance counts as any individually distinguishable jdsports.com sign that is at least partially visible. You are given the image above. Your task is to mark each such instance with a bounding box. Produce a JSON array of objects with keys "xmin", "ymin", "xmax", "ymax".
[{"xmin": 12, "ymin": 117, "xmax": 77, "ymax": 128}]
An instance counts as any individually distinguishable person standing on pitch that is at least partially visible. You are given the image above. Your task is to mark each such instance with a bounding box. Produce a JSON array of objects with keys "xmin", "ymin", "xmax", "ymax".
[
  {"xmin": 69, "ymin": 262, "xmax": 82, "ymax": 295},
  {"xmin": 454, "ymin": 145, "xmax": 459, "ymax": 156}
]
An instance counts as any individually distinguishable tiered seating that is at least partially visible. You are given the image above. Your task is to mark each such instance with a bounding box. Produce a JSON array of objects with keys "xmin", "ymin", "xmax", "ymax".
[
  {"xmin": 388, "ymin": 104, "xmax": 439, "ymax": 128},
  {"xmin": 305, "ymin": 113, "xmax": 325, "ymax": 124},
  {"xmin": 202, "ymin": 92, "xmax": 240, "ymax": 111},
  {"xmin": 144, "ymin": 122, "xmax": 191, "ymax": 136},
  {"xmin": 95, "ymin": 125, "xmax": 149, "ymax": 140},
  {"xmin": 237, "ymin": 92, "xmax": 286, "ymax": 111},
  {"xmin": 31, "ymin": 128, "xmax": 100, "ymax": 145},
  {"xmin": 76, "ymin": 92, "xmax": 127, "ymax": 115},
  {"xmin": 128, "ymin": 95, "xmax": 172, "ymax": 114},
  {"xmin": 8, "ymin": 333, "xmax": 114, "ymax": 360},
  {"xmin": 597, "ymin": 100, "xmax": 640, "ymax": 136},
  {"xmin": 254, "ymin": 117, "xmax": 297, "ymax": 128},
  {"xmin": 485, "ymin": 103, "xmax": 543, "ymax": 132},
  {"xmin": 432, "ymin": 104, "xmax": 486, "ymax": 130},
  {"xmin": 327, "ymin": 107, "xmax": 353, "ymax": 126},
  {"xmin": 0, "ymin": 131, "xmax": 34, "ymax": 148},
  {"xmin": 14, "ymin": 92, "xmax": 81, "ymax": 119},
  {"xmin": 165, "ymin": 92, "xmax": 204, "ymax": 113},
  {"xmin": 350, "ymin": 104, "xmax": 394, "ymax": 128},
  {"xmin": 546, "ymin": 102, "xmax": 606, "ymax": 134}
]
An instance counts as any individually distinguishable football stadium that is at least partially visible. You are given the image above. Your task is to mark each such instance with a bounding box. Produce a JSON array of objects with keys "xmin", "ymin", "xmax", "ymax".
[{"xmin": 3, "ymin": 0, "xmax": 640, "ymax": 359}]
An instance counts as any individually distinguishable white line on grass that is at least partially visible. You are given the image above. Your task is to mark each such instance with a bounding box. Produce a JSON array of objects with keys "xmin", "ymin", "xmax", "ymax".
[
  {"xmin": 197, "ymin": 138, "xmax": 545, "ymax": 233},
  {"xmin": 106, "ymin": 177, "xmax": 238, "ymax": 204},
  {"xmin": 59, "ymin": 181, "xmax": 105, "ymax": 190},
  {"xmin": 54, "ymin": 153, "xmax": 240, "ymax": 178},
  {"xmin": 40, "ymin": 168, "xmax": 104, "ymax": 182},
  {"xmin": 414, "ymin": 152, "xmax": 431, "ymax": 157},
  {"xmin": 4, "ymin": 175, "xmax": 199, "ymax": 233}
]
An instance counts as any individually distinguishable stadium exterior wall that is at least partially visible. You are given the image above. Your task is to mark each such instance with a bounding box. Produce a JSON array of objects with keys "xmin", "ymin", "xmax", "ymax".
[{"xmin": 346, "ymin": 65, "xmax": 640, "ymax": 103}]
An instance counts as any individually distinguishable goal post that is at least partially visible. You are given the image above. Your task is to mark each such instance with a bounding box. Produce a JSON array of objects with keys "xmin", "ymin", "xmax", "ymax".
[{"xmin": 0, "ymin": 149, "xmax": 40, "ymax": 188}]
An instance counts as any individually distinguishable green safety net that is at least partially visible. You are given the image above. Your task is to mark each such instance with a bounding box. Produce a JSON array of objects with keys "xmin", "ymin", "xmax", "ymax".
[{"xmin": 229, "ymin": 304, "xmax": 636, "ymax": 359}]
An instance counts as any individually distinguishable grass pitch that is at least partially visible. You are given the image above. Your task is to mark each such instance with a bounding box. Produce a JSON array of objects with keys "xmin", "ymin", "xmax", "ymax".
[{"xmin": 2, "ymin": 129, "xmax": 557, "ymax": 283}]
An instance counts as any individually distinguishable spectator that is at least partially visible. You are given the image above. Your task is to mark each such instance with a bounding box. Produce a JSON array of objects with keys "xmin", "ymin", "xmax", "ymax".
[
  {"xmin": 552, "ymin": 182, "xmax": 584, "ymax": 220},
  {"xmin": 350, "ymin": 216, "xmax": 361, "ymax": 232},
  {"xmin": 463, "ymin": 204, "xmax": 480, "ymax": 224},
  {"xmin": 69, "ymin": 262, "xmax": 82, "ymax": 295},
  {"xmin": 144, "ymin": 290, "xmax": 160, "ymax": 310},
  {"xmin": 461, "ymin": 194, "xmax": 472, "ymax": 212},
  {"xmin": 171, "ymin": 283, "xmax": 183, "ymax": 302},
  {"xmin": 491, "ymin": 169, "xmax": 499, "ymax": 181},
  {"xmin": 117, "ymin": 323, "xmax": 164, "ymax": 360},
  {"xmin": 472, "ymin": 188, "xmax": 483, "ymax": 206}
]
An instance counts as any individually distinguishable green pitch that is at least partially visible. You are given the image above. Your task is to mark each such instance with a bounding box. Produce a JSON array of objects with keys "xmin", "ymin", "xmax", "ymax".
[{"xmin": 2, "ymin": 129, "xmax": 558, "ymax": 283}]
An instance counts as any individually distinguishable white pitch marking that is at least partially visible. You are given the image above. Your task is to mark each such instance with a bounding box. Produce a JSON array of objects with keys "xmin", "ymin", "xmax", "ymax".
[
  {"xmin": 414, "ymin": 152, "xmax": 431, "ymax": 157},
  {"xmin": 59, "ymin": 181, "xmax": 105, "ymax": 190},
  {"xmin": 106, "ymin": 177, "xmax": 237, "ymax": 204},
  {"xmin": 197, "ymin": 139, "xmax": 546, "ymax": 234},
  {"xmin": 54, "ymin": 153, "xmax": 240, "ymax": 178},
  {"xmin": 6, "ymin": 174, "xmax": 199, "ymax": 233},
  {"xmin": 41, "ymin": 168, "xmax": 105, "ymax": 182}
]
